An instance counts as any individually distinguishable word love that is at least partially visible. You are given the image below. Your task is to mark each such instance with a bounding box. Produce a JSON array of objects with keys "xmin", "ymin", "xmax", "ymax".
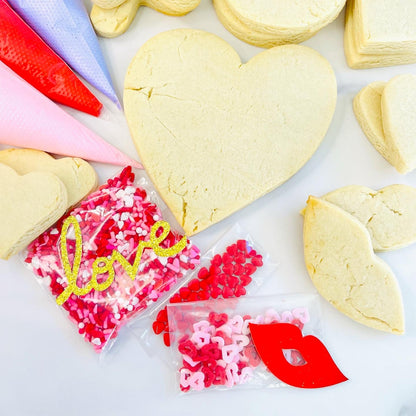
[{"xmin": 57, "ymin": 215, "xmax": 187, "ymax": 305}]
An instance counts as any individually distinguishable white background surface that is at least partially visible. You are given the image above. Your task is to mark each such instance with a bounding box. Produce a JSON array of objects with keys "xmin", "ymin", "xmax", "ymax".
[{"xmin": 1, "ymin": 1, "xmax": 416, "ymax": 415}]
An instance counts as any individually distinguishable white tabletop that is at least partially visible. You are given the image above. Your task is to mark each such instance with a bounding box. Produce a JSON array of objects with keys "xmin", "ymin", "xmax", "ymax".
[{"xmin": 1, "ymin": 1, "xmax": 416, "ymax": 415}]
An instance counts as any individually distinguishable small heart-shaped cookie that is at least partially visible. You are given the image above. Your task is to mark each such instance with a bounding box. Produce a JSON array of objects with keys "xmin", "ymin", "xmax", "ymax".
[
  {"xmin": 322, "ymin": 185, "xmax": 416, "ymax": 252},
  {"xmin": 125, "ymin": 29, "xmax": 337, "ymax": 235},
  {"xmin": 354, "ymin": 75, "xmax": 416, "ymax": 174},
  {"xmin": 0, "ymin": 164, "xmax": 67, "ymax": 259},
  {"xmin": 303, "ymin": 196, "xmax": 404, "ymax": 334},
  {"xmin": 0, "ymin": 149, "xmax": 97, "ymax": 207},
  {"xmin": 91, "ymin": 0, "xmax": 200, "ymax": 38}
]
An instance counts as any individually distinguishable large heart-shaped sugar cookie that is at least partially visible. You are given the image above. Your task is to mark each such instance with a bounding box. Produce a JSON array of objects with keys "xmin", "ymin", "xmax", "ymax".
[
  {"xmin": 303, "ymin": 196, "xmax": 404, "ymax": 334},
  {"xmin": 124, "ymin": 29, "xmax": 337, "ymax": 235},
  {"xmin": 0, "ymin": 149, "xmax": 97, "ymax": 207},
  {"xmin": 322, "ymin": 185, "xmax": 416, "ymax": 252},
  {"xmin": 0, "ymin": 164, "xmax": 67, "ymax": 259},
  {"xmin": 91, "ymin": 0, "xmax": 200, "ymax": 38}
]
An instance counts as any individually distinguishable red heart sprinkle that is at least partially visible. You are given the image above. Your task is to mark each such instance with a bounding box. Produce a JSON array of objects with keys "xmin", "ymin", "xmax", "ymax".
[
  {"xmin": 234, "ymin": 285, "xmax": 246, "ymax": 297},
  {"xmin": 152, "ymin": 321, "xmax": 166, "ymax": 334},
  {"xmin": 210, "ymin": 286, "xmax": 222, "ymax": 299},
  {"xmin": 156, "ymin": 308, "xmax": 168, "ymax": 323},
  {"xmin": 188, "ymin": 278, "xmax": 200, "ymax": 292},
  {"xmin": 226, "ymin": 244, "xmax": 237, "ymax": 256},
  {"xmin": 209, "ymin": 312, "xmax": 228, "ymax": 328},
  {"xmin": 222, "ymin": 287, "xmax": 234, "ymax": 298},
  {"xmin": 217, "ymin": 273, "xmax": 227, "ymax": 286},
  {"xmin": 235, "ymin": 253, "xmax": 246, "ymax": 264},
  {"xmin": 163, "ymin": 332, "xmax": 171, "ymax": 347},
  {"xmin": 252, "ymin": 255, "xmax": 263, "ymax": 267},
  {"xmin": 239, "ymin": 275, "xmax": 252, "ymax": 286},
  {"xmin": 179, "ymin": 287, "xmax": 191, "ymax": 300},
  {"xmin": 222, "ymin": 253, "xmax": 233, "ymax": 264},
  {"xmin": 244, "ymin": 263, "xmax": 257, "ymax": 276},
  {"xmin": 198, "ymin": 267, "xmax": 209, "ymax": 280},
  {"xmin": 237, "ymin": 239, "xmax": 247, "ymax": 252},
  {"xmin": 226, "ymin": 275, "xmax": 239, "ymax": 289},
  {"xmin": 222, "ymin": 263, "xmax": 234, "ymax": 276},
  {"xmin": 212, "ymin": 254, "xmax": 222, "ymax": 267}
]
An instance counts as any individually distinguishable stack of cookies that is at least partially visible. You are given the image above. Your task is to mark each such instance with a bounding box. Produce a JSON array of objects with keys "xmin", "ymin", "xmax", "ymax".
[
  {"xmin": 345, "ymin": 0, "xmax": 416, "ymax": 68},
  {"xmin": 213, "ymin": 0, "xmax": 346, "ymax": 48}
]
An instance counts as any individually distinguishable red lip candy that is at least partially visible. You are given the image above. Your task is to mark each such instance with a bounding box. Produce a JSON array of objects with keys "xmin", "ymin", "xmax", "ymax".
[{"xmin": 250, "ymin": 323, "xmax": 348, "ymax": 389}]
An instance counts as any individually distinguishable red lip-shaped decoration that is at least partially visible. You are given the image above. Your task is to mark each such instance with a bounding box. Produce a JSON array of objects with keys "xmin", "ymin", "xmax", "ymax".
[{"xmin": 249, "ymin": 323, "xmax": 348, "ymax": 389}]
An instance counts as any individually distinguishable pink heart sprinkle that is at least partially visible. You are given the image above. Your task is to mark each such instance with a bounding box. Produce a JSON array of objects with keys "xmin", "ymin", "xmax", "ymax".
[
  {"xmin": 189, "ymin": 372, "xmax": 205, "ymax": 391},
  {"xmin": 222, "ymin": 344, "xmax": 240, "ymax": 364},
  {"xmin": 183, "ymin": 354, "xmax": 200, "ymax": 367},
  {"xmin": 217, "ymin": 324, "xmax": 232, "ymax": 337},
  {"xmin": 232, "ymin": 334, "xmax": 250, "ymax": 351},
  {"xmin": 228, "ymin": 315, "xmax": 244, "ymax": 334},
  {"xmin": 281, "ymin": 311, "xmax": 293, "ymax": 323},
  {"xmin": 225, "ymin": 363, "xmax": 239, "ymax": 387},
  {"xmin": 180, "ymin": 368, "xmax": 193, "ymax": 388},
  {"xmin": 211, "ymin": 336, "xmax": 225, "ymax": 349},
  {"xmin": 242, "ymin": 319, "xmax": 254, "ymax": 335},
  {"xmin": 191, "ymin": 331, "xmax": 211, "ymax": 348},
  {"xmin": 292, "ymin": 307, "xmax": 310, "ymax": 324}
]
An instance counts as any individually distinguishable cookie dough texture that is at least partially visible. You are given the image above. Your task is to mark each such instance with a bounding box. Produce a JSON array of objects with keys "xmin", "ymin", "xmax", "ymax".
[
  {"xmin": 91, "ymin": 0, "xmax": 200, "ymax": 38},
  {"xmin": 303, "ymin": 196, "xmax": 404, "ymax": 334},
  {"xmin": 0, "ymin": 149, "xmax": 97, "ymax": 207},
  {"xmin": 214, "ymin": 0, "xmax": 346, "ymax": 48},
  {"xmin": 354, "ymin": 75, "xmax": 416, "ymax": 174},
  {"xmin": 124, "ymin": 29, "xmax": 337, "ymax": 235},
  {"xmin": 322, "ymin": 185, "xmax": 416, "ymax": 251},
  {"xmin": 345, "ymin": 0, "xmax": 416, "ymax": 69},
  {"xmin": 0, "ymin": 164, "xmax": 68, "ymax": 260}
]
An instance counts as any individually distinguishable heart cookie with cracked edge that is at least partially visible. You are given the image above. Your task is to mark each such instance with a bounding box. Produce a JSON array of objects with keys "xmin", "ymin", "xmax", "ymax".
[
  {"xmin": 0, "ymin": 164, "xmax": 67, "ymax": 259},
  {"xmin": 214, "ymin": 0, "xmax": 346, "ymax": 48},
  {"xmin": 0, "ymin": 149, "xmax": 97, "ymax": 208},
  {"xmin": 322, "ymin": 185, "xmax": 416, "ymax": 252},
  {"xmin": 124, "ymin": 29, "xmax": 337, "ymax": 235},
  {"xmin": 303, "ymin": 196, "xmax": 404, "ymax": 334},
  {"xmin": 91, "ymin": 0, "xmax": 200, "ymax": 38}
]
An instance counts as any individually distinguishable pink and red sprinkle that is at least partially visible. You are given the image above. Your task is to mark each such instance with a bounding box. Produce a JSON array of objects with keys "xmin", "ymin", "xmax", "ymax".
[
  {"xmin": 152, "ymin": 240, "xmax": 263, "ymax": 346},
  {"xmin": 25, "ymin": 167, "xmax": 200, "ymax": 352},
  {"xmin": 177, "ymin": 308, "xmax": 309, "ymax": 392}
]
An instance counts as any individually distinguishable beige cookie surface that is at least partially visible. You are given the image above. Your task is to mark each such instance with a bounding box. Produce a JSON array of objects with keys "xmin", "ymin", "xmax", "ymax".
[
  {"xmin": 381, "ymin": 74, "xmax": 416, "ymax": 174},
  {"xmin": 0, "ymin": 164, "xmax": 67, "ymax": 260},
  {"xmin": 91, "ymin": 0, "xmax": 200, "ymax": 38},
  {"xmin": 0, "ymin": 149, "xmax": 97, "ymax": 208},
  {"xmin": 303, "ymin": 196, "xmax": 404, "ymax": 334},
  {"xmin": 344, "ymin": 0, "xmax": 416, "ymax": 69},
  {"xmin": 353, "ymin": 0, "xmax": 416, "ymax": 56},
  {"xmin": 125, "ymin": 30, "xmax": 337, "ymax": 235},
  {"xmin": 214, "ymin": 0, "xmax": 345, "ymax": 48},
  {"xmin": 322, "ymin": 185, "xmax": 416, "ymax": 251}
]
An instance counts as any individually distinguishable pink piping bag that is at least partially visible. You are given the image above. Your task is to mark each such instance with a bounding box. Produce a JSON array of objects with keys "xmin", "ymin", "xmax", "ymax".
[{"xmin": 0, "ymin": 61, "xmax": 140, "ymax": 168}]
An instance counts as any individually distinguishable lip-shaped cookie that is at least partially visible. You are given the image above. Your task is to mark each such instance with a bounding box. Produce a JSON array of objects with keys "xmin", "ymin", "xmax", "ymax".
[
  {"xmin": 303, "ymin": 196, "xmax": 404, "ymax": 334},
  {"xmin": 0, "ymin": 149, "xmax": 97, "ymax": 208},
  {"xmin": 322, "ymin": 185, "xmax": 416, "ymax": 252},
  {"xmin": 91, "ymin": 0, "xmax": 200, "ymax": 38},
  {"xmin": 124, "ymin": 29, "xmax": 337, "ymax": 235},
  {"xmin": 0, "ymin": 164, "xmax": 67, "ymax": 260}
]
